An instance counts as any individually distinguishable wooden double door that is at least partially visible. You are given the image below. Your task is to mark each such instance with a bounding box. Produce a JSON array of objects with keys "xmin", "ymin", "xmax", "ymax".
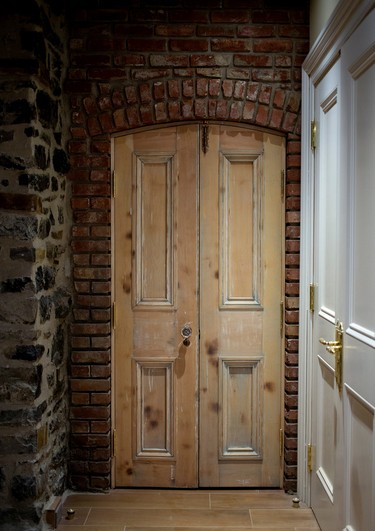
[{"xmin": 113, "ymin": 124, "xmax": 284, "ymax": 487}]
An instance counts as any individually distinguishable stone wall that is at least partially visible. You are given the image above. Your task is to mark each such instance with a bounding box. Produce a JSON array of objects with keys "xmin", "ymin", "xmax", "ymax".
[
  {"xmin": 66, "ymin": 0, "xmax": 307, "ymax": 493},
  {"xmin": 0, "ymin": 2, "xmax": 71, "ymax": 529}
]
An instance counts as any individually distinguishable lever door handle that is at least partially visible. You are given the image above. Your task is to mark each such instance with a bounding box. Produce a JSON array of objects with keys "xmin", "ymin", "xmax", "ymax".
[
  {"xmin": 318, "ymin": 321, "xmax": 343, "ymax": 392},
  {"xmin": 319, "ymin": 337, "xmax": 341, "ymax": 350}
]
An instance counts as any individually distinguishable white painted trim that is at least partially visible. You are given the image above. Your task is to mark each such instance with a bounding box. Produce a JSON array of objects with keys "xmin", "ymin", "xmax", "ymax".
[
  {"xmin": 304, "ymin": 0, "xmax": 375, "ymax": 81},
  {"xmin": 298, "ymin": 0, "xmax": 375, "ymax": 506},
  {"xmin": 297, "ymin": 67, "xmax": 314, "ymax": 505}
]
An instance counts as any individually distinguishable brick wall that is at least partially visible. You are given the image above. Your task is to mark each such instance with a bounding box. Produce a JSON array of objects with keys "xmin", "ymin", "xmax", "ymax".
[
  {"xmin": 66, "ymin": 1, "xmax": 307, "ymax": 493},
  {"xmin": 0, "ymin": 2, "xmax": 71, "ymax": 529}
]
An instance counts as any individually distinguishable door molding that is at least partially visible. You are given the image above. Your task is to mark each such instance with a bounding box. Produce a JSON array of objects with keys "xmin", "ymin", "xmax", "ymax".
[{"xmin": 298, "ymin": 0, "xmax": 375, "ymax": 505}]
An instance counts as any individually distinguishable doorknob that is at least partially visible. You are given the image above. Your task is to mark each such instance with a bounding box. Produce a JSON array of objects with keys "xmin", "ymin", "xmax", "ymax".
[
  {"xmin": 319, "ymin": 321, "xmax": 343, "ymax": 392},
  {"xmin": 181, "ymin": 324, "xmax": 192, "ymax": 346}
]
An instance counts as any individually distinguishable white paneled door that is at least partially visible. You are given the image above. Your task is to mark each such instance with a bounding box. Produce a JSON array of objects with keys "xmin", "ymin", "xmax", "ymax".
[
  {"xmin": 310, "ymin": 58, "xmax": 344, "ymax": 531},
  {"xmin": 310, "ymin": 7, "xmax": 375, "ymax": 531},
  {"xmin": 113, "ymin": 124, "xmax": 284, "ymax": 488},
  {"xmin": 340, "ymin": 9, "xmax": 375, "ymax": 531}
]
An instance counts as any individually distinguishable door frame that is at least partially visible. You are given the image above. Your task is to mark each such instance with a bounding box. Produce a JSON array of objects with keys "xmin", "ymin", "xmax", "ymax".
[
  {"xmin": 298, "ymin": 0, "xmax": 375, "ymax": 504},
  {"xmin": 111, "ymin": 121, "xmax": 286, "ymax": 488}
]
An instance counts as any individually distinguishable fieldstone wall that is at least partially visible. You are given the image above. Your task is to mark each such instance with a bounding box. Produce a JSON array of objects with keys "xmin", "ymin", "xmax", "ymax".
[{"xmin": 0, "ymin": 2, "xmax": 71, "ymax": 529}]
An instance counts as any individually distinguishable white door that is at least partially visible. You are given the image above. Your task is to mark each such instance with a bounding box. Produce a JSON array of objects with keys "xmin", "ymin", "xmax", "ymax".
[
  {"xmin": 340, "ymin": 9, "xmax": 375, "ymax": 530},
  {"xmin": 310, "ymin": 8, "xmax": 375, "ymax": 531},
  {"xmin": 310, "ymin": 58, "xmax": 345, "ymax": 531}
]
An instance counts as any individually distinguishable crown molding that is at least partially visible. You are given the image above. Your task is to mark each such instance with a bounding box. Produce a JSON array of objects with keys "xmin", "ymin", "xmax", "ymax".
[{"xmin": 303, "ymin": 0, "xmax": 375, "ymax": 84}]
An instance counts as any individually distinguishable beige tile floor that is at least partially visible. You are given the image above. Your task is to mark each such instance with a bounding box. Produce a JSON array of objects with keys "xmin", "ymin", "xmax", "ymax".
[{"xmin": 57, "ymin": 489, "xmax": 320, "ymax": 530}]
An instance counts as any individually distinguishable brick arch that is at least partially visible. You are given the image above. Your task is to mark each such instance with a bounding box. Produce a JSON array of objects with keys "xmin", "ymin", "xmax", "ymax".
[{"xmin": 73, "ymin": 78, "xmax": 301, "ymax": 138}]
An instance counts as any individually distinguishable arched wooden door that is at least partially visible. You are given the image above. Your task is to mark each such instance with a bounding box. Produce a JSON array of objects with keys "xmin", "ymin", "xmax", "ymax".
[{"xmin": 113, "ymin": 124, "xmax": 284, "ymax": 487}]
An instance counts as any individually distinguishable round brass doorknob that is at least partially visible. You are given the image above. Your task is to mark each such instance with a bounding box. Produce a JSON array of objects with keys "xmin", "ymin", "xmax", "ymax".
[{"xmin": 181, "ymin": 325, "xmax": 192, "ymax": 346}]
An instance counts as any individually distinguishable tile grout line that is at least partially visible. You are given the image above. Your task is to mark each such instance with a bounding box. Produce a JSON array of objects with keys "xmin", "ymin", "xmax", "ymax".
[
  {"xmin": 83, "ymin": 506, "xmax": 92, "ymax": 526},
  {"xmin": 248, "ymin": 508, "xmax": 254, "ymax": 527}
]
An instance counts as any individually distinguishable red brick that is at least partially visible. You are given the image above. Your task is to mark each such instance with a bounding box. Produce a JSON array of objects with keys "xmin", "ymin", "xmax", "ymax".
[
  {"xmin": 169, "ymin": 10, "xmax": 208, "ymax": 24},
  {"xmin": 253, "ymin": 39, "xmax": 293, "ymax": 53},
  {"xmin": 71, "ymin": 392, "xmax": 90, "ymax": 405},
  {"xmin": 183, "ymin": 79, "xmax": 194, "ymax": 98},
  {"xmin": 71, "ymin": 405, "xmax": 111, "ymax": 424},
  {"xmin": 196, "ymin": 79, "xmax": 208, "ymax": 97},
  {"xmin": 285, "ymin": 310, "xmax": 299, "ymax": 324},
  {"xmin": 233, "ymin": 54, "xmax": 272, "ymax": 67},
  {"xmin": 92, "ymin": 448, "xmax": 111, "ymax": 460},
  {"xmin": 238, "ymin": 25, "xmax": 275, "ymax": 38},
  {"xmin": 127, "ymin": 39, "xmax": 166, "ymax": 52},
  {"xmin": 74, "ymin": 281, "xmax": 90, "ymax": 293},
  {"xmin": 71, "ymin": 379, "xmax": 110, "ymax": 392},
  {"xmin": 170, "ymin": 39, "xmax": 208, "ymax": 52},
  {"xmin": 222, "ymin": 79, "xmax": 233, "ymax": 98},
  {"xmin": 113, "ymin": 108, "xmax": 128, "ymax": 129},
  {"xmin": 259, "ymin": 85, "xmax": 272, "ymax": 104},
  {"xmin": 71, "ymin": 421, "xmax": 90, "ymax": 433},
  {"xmin": 269, "ymin": 109, "xmax": 283, "ymax": 129},
  {"xmin": 70, "ymin": 127, "xmax": 87, "ymax": 139},
  {"xmin": 87, "ymin": 116, "xmax": 102, "ymax": 136},
  {"xmin": 91, "ymin": 338, "xmax": 111, "ymax": 350},
  {"xmin": 168, "ymin": 80, "xmax": 180, "ymax": 99},
  {"xmin": 91, "ymin": 282, "xmax": 111, "ymax": 294},
  {"xmin": 89, "ymin": 461, "xmax": 111, "ymax": 474},
  {"xmin": 76, "ymin": 295, "xmax": 111, "ymax": 308},
  {"xmin": 126, "ymin": 106, "xmax": 141, "ymax": 128},
  {"xmin": 90, "ymin": 476, "xmax": 110, "ymax": 489},
  {"xmin": 246, "ymin": 82, "xmax": 259, "ymax": 101},
  {"xmin": 91, "ymin": 420, "xmax": 110, "ymax": 433},
  {"xmin": 216, "ymin": 100, "xmax": 229, "ymax": 119},
  {"xmin": 114, "ymin": 54, "xmax": 145, "ymax": 66},
  {"xmin": 234, "ymin": 80, "xmax": 246, "ymax": 100},
  {"xmin": 71, "ymin": 337, "xmax": 90, "ymax": 349},
  {"xmin": 191, "ymin": 54, "xmax": 230, "ymax": 67},
  {"xmin": 286, "ymin": 339, "xmax": 299, "ymax": 352},
  {"xmin": 90, "ymin": 365, "xmax": 110, "ymax": 378},
  {"xmin": 197, "ymin": 25, "xmax": 236, "ymax": 37},
  {"xmin": 71, "ymin": 433, "xmax": 110, "ymax": 447},
  {"xmin": 156, "ymin": 24, "xmax": 194, "ymax": 37},
  {"xmin": 74, "ymin": 307, "xmax": 90, "ymax": 318},
  {"xmin": 71, "ymin": 351, "xmax": 110, "ymax": 364},
  {"xmin": 70, "ymin": 475, "xmax": 89, "ymax": 490},
  {"xmin": 243, "ymin": 101, "xmax": 255, "ymax": 120},
  {"xmin": 229, "ymin": 102, "xmax": 242, "ymax": 120},
  {"xmin": 71, "ymin": 323, "xmax": 111, "ymax": 336},
  {"xmin": 252, "ymin": 11, "xmax": 290, "ymax": 24},
  {"xmin": 255, "ymin": 104, "xmax": 269, "ymax": 126},
  {"xmin": 211, "ymin": 38, "xmax": 251, "ymax": 52},
  {"xmin": 91, "ymin": 392, "xmax": 111, "ymax": 405}
]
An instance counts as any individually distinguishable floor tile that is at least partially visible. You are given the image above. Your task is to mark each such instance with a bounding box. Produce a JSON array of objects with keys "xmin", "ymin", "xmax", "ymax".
[
  {"xmin": 64, "ymin": 489, "xmax": 210, "ymax": 509},
  {"xmin": 58, "ymin": 527, "xmax": 124, "ymax": 531},
  {"xmin": 85, "ymin": 508, "xmax": 252, "ymax": 527},
  {"xmin": 251, "ymin": 508, "xmax": 319, "ymax": 528},
  {"xmin": 210, "ymin": 490, "xmax": 297, "ymax": 509},
  {"xmin": 56, "ymin": 490, "xmax": 320, "ymax": 531}
]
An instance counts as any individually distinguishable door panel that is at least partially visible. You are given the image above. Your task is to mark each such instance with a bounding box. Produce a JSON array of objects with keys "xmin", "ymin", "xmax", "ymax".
[
  {"xmin": 311, "ymin": 58, "xmax": 342, "ymax": 530},
  {"xmin": 341, "ymin": 10, "xmax": 375, "ymax": 529},
  {"xmin": 199, "ymin": 126, "xmax": 283, "ymax": 487},
  {"xmin": 311, "ymin": 8, "xmax": 375, "ymax": 531},
  {"xmin": 114, "ymin": 124, "xmax": 284, "ymax": 488},
  {"xmin": 114, "ymin": 126, "xmax": 199, "ymax": 487}
]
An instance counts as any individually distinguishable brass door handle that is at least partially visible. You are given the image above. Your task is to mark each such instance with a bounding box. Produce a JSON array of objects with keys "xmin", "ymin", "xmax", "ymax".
[
  {"xmin": 319, "ymin": 338, "xmax": 340, "ymax": 347},
  {"xmin": 318, "ymin": 321, "xmax": 343, "ymax": 392}
]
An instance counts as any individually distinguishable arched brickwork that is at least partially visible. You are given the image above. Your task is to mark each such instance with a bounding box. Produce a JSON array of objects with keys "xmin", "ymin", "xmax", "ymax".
[{"xmin": 66, "ymin": 1, "xmax": 307, "ymax": 492}]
